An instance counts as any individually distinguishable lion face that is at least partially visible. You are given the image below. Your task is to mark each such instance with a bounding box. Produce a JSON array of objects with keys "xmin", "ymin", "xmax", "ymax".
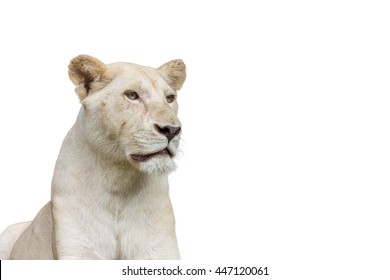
[{"xmin": 68, "ymin": 55, "xmax": 186, "ymax": 174}]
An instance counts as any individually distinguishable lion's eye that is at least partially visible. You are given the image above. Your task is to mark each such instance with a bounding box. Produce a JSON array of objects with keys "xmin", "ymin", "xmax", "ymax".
[
  {"xmin": 166, "ymin": 94, "xmax": 175, "ymax": 103},
  {"xmin": 124, "ymin": 90, "xmax": 139, "ymax": 100}
]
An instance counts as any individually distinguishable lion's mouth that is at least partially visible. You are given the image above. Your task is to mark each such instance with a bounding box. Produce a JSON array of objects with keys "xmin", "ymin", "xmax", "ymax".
[{"xmin": 131, "ymin": 148, "xmax": 172, "ymax": 162}]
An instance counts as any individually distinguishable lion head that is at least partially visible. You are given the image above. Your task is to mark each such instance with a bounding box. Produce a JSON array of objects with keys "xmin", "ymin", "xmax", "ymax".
[{"xmin": 68, "ymin": 55, "xmax": 186, "ymax": 174}]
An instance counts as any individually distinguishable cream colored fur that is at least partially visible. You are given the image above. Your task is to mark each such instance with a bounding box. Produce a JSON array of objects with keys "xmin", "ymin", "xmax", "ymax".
[{"xmin": 0, "ymin": 55, "xmax": 186, "ymax": 259}]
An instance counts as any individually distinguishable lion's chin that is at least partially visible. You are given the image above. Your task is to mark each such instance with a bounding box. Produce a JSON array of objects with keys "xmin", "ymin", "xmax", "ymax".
[{"xmin": 133, "ymin": 155, "xmax": 176, "ymax": 174}]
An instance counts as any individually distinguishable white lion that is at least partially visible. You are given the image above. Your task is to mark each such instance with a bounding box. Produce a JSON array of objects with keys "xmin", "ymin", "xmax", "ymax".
[{"xmin": 0, "ymin": 55, "xmax": 186, "ymax": 259}]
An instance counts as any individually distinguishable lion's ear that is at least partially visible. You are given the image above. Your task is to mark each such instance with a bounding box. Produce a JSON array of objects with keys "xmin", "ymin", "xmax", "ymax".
[
  {"xmin": 158, "ymin": 59, "xmax": 186, "ymax": 91},
  {"xmin": 68, "ymin": 55, "xmax": 108, "ymax": 100}
]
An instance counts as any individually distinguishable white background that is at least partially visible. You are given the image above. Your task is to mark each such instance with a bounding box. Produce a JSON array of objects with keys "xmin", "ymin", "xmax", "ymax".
[{"xmin": 0, "ymin": 0, "xmax": 389, "ymax": 279}]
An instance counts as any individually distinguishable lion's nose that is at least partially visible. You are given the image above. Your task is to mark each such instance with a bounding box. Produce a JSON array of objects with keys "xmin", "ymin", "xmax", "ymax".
[{"xmin": 154, "ymin": 124, "xmax": 181, "ymax": 142}]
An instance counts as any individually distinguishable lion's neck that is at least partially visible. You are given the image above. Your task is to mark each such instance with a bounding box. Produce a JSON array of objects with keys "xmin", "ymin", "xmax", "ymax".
[{"xmin": 52, "ymin": 113, "xmax": 169, "ymax": 198}]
